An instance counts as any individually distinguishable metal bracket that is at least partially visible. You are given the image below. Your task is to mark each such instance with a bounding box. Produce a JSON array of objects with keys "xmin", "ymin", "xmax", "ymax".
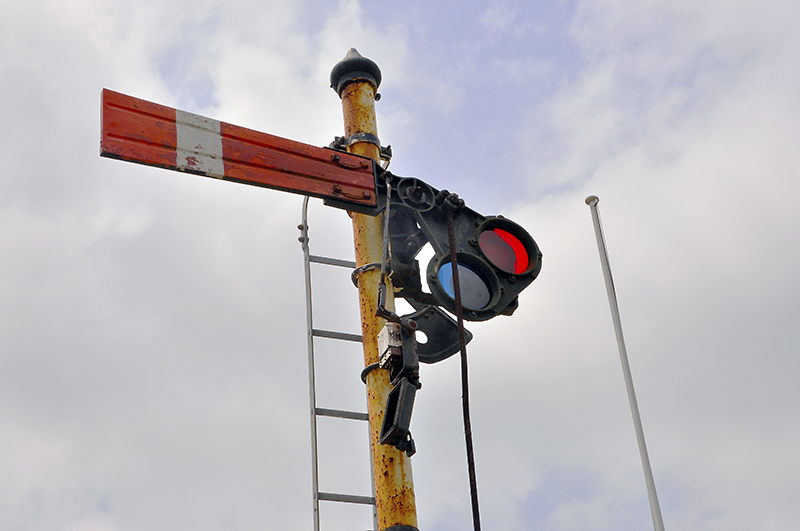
[{"xmin": 404, "ymin": 303, "xmax": 473, "ymax": 364}]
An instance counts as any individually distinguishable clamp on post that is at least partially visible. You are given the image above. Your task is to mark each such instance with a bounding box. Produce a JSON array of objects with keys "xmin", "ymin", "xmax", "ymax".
[
  {"xmin": 329, "ymin": 133, "xmax": 392, "ymax": 167},
  {"xmin": 351, "ymin": 262, "xmax": 382, "ymax": 287}
]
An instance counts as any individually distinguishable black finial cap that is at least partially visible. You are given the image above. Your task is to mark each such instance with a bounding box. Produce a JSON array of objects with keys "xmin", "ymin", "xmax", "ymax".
[{"xmin": 330, "ymin": 48, "xmax": 382, "ymax": 96}]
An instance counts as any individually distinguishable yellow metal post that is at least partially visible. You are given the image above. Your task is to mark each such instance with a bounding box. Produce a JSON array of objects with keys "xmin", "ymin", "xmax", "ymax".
[{"xmin": 331, "ymin": 49, "xmax": 418, "ymax": 531}]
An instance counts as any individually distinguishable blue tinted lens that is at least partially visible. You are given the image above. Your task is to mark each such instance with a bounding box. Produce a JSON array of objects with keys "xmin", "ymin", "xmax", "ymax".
[{"xmin": 438, "ymin": 262, "xmax": 491, "ymax": 310}]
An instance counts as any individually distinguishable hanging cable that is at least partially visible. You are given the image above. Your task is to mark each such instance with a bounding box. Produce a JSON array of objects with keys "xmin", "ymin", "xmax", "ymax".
[
  {"xmin": 445, "ymin": 196, "xmax": 481, "ymax": 531},
  {"xmin": 375, "ymin": 172, "xmax": 417, "ymax": 332},
  {"xmin": 375, "ymin": 171, "xmax": 396, "ymax": 322}
]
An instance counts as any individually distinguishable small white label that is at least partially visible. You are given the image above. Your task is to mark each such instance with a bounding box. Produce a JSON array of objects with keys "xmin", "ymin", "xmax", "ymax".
[
  {"xmin": 377, "ymin": 322, "xmax": 402, "ymax": 368},
  {"xmin": 175, "ymin": 110, "xmax": 224, "ymax": 178}
]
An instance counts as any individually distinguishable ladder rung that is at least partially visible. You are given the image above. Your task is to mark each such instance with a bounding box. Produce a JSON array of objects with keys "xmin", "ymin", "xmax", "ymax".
[
  {"xmin": 318, "ymin": 492, "xmax": 376, "ymax": 505},
  {"xmin": 316, "ymin": 408, "xmax": 369, "ymax": 421},
  {"xmin": 312, "ymin": 329, "xmax": 363, "ymax": 342},
  {"xmin": 309, "ymin": 255, "xmax": 357, "ymax": 269}
]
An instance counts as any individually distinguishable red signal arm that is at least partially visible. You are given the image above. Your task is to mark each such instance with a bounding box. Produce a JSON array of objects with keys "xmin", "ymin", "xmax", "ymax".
[{"xmin": 100, "ymin": 89, "xmax": 377, "ymax": 208}]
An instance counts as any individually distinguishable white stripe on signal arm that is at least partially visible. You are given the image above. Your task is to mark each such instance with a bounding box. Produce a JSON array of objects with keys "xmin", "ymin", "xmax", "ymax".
[{"xmin": 175, "ymin": 110, "xmax": 225, "ymax": 178}]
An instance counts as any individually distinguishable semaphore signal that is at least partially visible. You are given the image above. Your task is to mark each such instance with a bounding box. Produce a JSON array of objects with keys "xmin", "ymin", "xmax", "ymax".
[{"xmin": 100, "ymin": 48, "xmax": 542, "ymax": 531}]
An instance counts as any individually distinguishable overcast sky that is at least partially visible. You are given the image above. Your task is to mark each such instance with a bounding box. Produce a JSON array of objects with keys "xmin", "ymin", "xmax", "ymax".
[{"xmin": 2, "ymin": 1, "xmax": 799, "ymax": 530}]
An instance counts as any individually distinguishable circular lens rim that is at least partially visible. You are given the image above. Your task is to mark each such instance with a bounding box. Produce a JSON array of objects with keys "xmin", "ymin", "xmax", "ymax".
[{"xmin": 476, "ymin": 217, "xmax": 541, "ymax": 276}]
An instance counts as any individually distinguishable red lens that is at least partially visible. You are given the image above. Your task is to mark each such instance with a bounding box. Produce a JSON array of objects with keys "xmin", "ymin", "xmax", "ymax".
[{"xmin": 478, "ymin": 228, "xmax": 529, "ymax": 274}]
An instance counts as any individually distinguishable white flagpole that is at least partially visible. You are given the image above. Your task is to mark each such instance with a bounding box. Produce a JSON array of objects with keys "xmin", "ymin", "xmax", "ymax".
[{"xmin": 585, "ymin": 195, "xmax": 666, "ymax": 531}]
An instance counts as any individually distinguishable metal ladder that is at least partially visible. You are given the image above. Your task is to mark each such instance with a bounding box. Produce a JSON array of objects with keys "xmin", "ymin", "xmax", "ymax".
[{"xmin": 299, "ymin": 197, "xmax": 378, "ymax": 531}]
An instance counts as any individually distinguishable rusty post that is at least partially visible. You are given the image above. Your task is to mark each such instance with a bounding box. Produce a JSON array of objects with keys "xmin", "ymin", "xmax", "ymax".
[{"xmin": 331, "ymin": 49, "xmax": 418, "ymax": 531}]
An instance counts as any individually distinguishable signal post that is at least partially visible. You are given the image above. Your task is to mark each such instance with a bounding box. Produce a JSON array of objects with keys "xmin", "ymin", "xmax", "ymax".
[{"xmin": 331, "ymin": 49, "xmax": 419, "ymax": 531}]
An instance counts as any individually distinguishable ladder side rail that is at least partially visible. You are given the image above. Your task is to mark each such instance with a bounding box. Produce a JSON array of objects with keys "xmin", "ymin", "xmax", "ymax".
[{"xmin": 300, "ymin": 197, "xmax": 321, "ymax": 531}]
